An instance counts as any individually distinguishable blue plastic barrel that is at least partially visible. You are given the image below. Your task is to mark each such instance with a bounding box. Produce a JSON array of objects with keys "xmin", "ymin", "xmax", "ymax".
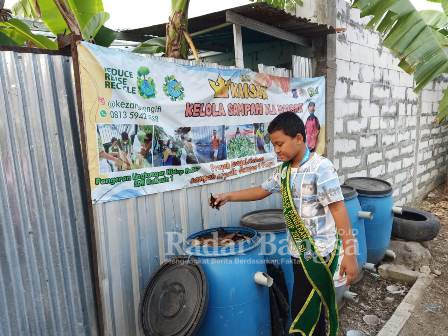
[
  {"xmin": 344, "ymin": 178, "xmax": 393, "ymax": 264},
  {"xmin": 185, "ymin": 227, "xmax": 271, "ymax": 336},
  {"xmin": 341, "ymin": 185, "xmax": 367, "ymax": 272},
  {"xmin": 239, "ymin": 210, "xmax": 293, "ymax": 305}
]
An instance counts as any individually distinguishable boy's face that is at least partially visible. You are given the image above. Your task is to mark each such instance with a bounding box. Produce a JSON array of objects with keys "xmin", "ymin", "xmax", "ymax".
[{"xmin": 269, "ymin": 130, "xmax": 303, "ymax": 162}]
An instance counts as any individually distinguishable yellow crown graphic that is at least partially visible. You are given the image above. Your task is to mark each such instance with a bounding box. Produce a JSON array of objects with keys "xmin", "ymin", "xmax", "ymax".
[{"xmin": 208, "ymin": 75, "xmax": 230, "ymax": 98}]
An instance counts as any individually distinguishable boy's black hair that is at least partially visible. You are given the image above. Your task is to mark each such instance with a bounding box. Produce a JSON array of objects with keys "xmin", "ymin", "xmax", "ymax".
[
  {"xmin": 267, "ymin": 111, "xmax": 306, "ymax": 141},
  {"xmin": 308, "ymin": 101, "xmax": 315, "ymax": 107}
]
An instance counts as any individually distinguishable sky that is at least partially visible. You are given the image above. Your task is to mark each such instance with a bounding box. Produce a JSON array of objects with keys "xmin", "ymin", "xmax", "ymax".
[{"xmin": 3, "ymin": 0, "xmax": 443, "ymax": 31}]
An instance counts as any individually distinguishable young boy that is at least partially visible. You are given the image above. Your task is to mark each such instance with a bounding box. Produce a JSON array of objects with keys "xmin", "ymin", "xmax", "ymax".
[{"xmin": 213, "ymin": 112, "xmax": 357, "ymax": 336}]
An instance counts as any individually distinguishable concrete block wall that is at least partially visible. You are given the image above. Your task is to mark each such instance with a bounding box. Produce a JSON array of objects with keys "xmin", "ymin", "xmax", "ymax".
[{"xmin": 329, "ymin": 0, "xmax": 448, "ymax": 204}]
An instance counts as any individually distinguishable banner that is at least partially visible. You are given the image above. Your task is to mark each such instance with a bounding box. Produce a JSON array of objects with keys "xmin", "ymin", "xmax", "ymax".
[{"xmin": 77, "ymin": 42, "xmax": 326, "ymax": 203}]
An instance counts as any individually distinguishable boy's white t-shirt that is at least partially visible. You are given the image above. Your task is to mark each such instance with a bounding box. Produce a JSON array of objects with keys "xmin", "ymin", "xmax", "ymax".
[{"xmin": 261, "ymin": 153, "xmax": 344, "ymax": 258}]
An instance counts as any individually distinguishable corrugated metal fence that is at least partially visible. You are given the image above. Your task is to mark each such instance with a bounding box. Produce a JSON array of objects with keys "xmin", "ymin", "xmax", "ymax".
[
  {"xmin": 0, "ymin": 51, "xmax": 300, "ymax": 335},
  {"xmin": 0, "ymin": 50, "xmax": 97, "ymax": 336}
]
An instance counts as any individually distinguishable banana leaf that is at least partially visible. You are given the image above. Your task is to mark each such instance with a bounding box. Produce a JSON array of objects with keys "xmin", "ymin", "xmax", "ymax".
[
  {"xmin": 34, "ymin": 0, "xmax": 69, "ymax": 35},
  {"xmin": 249, "ymin": 0, "xmax": 303, "ymax": 11},
  {"xmin": 420, "ymin": 10, "xmax": 448, "ymax": 30},
  {"xmin": 0, "ymin": 18, "xmax": 57, "ymax": 49},
  {"xmin": 353, "ymin": 0, "xmax": 448, "ymax": 122},
  {"xmin": 81, "ymin": 11, "xmax": 109, "ymax": 41},
  {"xmin": 9, "ymin": 0, "xmax": 115, "ymax": 47},
  {"xmin": 0, "ymin": 30, "xmax": 18, "ymax": 45},
  {"xmin": 93, "ymin": 25, "xmax": 117, "ymax": 47},
  {"xmin": 425, "ymin": 0, "xmax": 448, "ymax": 16},
  {"xmin": 11, "ymin": 0, "xmax": 40, "ymax": 18},
  {"xmin": 133, "ymin": 36, "xmax": 166, "ymax": 54},
  {"xmin": 66, "ymin": 0, "xmax": 104, "ymax": 28}
]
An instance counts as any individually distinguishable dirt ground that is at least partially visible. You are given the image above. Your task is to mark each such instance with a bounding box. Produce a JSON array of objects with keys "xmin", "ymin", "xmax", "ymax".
[
  {"xmin": 338, "ymin": 270, "xmax": 411, "ymax": 335},
  {"xmin": 399, "ymin": 185, "xmax": 448, "ymax": 336},
  {"xmin": 337, "ymin": 184, "xmax": 448, "ymax": 336}
]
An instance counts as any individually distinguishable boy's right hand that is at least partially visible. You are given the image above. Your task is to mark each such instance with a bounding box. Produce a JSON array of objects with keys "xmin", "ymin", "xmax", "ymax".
[{"xmin": 210, "ymin": 192, "xmax": 231, "ymax": 209}]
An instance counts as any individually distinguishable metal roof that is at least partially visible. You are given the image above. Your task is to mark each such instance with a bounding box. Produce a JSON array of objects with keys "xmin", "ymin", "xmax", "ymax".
[{"xmin": 118, "ymin": 3, "xmax": 336, "ymax": 52}]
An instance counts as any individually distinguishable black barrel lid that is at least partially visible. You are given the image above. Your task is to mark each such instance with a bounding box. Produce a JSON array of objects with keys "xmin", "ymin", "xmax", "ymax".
[
  {"xmin": 341, "ymin": 185, "xmax": 358, "ymax": 200},
  {"xmin": 240, "ymin": 209, "xmax": 286, "ymax": 232},
  {"xmin": 344, "ymin": 177, "xmax": 392, "ymax": 196},
  {"xmin": 140, "ymin": 256, "xmax": 207, "ymax": 336}
]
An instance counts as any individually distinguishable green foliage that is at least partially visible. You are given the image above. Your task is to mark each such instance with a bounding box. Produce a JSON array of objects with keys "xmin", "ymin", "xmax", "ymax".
[
  {"xmin": 0, "ymin": 18, "xmax": 57, "ymax": 49},
  {"xmin": 4, "ymin": 0, "xmax": 116, "ymax": 48},
  {"xmin": 133, "ymin": 37, "xmax": 166, "ymax": 55},
  {"xmin": 249, "ymin": 0, "xmax": 303, "ymax": 12},
  {"xmin": 353, "ymin": 0, "xmax": 448, "ymax": 122},
  {"xmin": 11, "ymin": 0, "xmax": 39, "ymax": 18},
  {"xmin": 81, "ymin": 11, "xmax": 109, "ymax": 41},
  {"xmin": 0, "ymin": 31, "xmax": 17, "ymax": 45}
]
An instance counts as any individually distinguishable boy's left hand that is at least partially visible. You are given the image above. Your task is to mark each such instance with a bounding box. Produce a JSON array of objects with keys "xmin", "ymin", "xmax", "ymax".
[{"xmin": 340, "ymin": 254, "xmax": 358, "ymax": 285}]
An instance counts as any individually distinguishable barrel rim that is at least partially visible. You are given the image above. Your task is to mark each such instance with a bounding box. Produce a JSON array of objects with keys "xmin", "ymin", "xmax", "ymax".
[
  {"xmin": 240, "ymin": 209, "xmax": 286, "ymax": 232},
  {"xmin": 340, "ymin": 185, "xmax": 358, "ymax": 201},
  {"xmin": 185, "ymin": 226, "xmax": 261, "ymax": 257},
  {"xmin": 344, "ymin": 177, "xmax": 393, "ymax": 196}
]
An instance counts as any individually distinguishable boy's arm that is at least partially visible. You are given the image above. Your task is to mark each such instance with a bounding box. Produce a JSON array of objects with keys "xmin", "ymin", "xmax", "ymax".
[
  {"xmin": 328, "ymin": 201, "xmax": 358, "ymax": 285},
  {"xmin": 213, "ymin": 165, "xmax": 279, "ymax": 206},
  {"xmin": 213, "ymin": 187, "xmax": 271, "ymax": 207}
]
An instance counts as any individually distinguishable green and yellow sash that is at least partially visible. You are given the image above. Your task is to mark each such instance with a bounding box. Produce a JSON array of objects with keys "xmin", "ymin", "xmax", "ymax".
[{"xmin": 280, "ymin": 162, "xmax": 340, "ymax": 336}]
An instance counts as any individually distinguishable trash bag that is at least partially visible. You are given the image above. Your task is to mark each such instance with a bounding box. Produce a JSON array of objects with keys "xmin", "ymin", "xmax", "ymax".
[{"xmin": 266, "ymin": 264, "xmax": 290, "ymax": 336}]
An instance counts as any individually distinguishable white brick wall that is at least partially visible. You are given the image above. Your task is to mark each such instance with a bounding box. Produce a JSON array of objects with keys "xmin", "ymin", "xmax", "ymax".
[
  {"xmin": 372, "ymin": 86, "xmax": 390, "ymax": 100},
  {"xmin": 349, "ymin": 62, "xmax": 360, "ymax": 81},
  {"xmin": 360, "ymin": 135, "xmax": 377, "ymax": 148},
  {"xmin": 388, "ymin": 161, "xmax": 402, "ymax": 173},
  {"xmin": 335, "ymin": 118, "xmax": 344, "ymax": 134},
  {"xmin": 334, "ymin": 139, "xmax": 357, "ymax": 154},
  {"xmin": 332, "ymin": 0, "xmax": 448, "ymax": 204},
  {"xmin": 350, "ymin": 82, "xmax": 370, "ymax": 99},
  {"xmin": 370, "ymin": 117, "xmax": 379, "ymax": 129},
  {"xmin": 395, "ymin": 172, "xmax": 407, "ymax": 184},
  {"xmin": 335, "ymin": 80, "xmax": 348, "ymax": 99},
  {"xmin": 400, "ymin": 144, "xmax": 413, "ymax": 155},
  {"xmin": 342, "ymin": 156, "xmax": 361, "ymax": 168},
  {"xmin": 392, "ymin": 86, "xmax": 406, "ymax": 100},
  {"xmin": 360, "ymin": 101, "xmax": 380, "ymax": 117},
  {"xmin": 397, "ymin": 131, "xmax": 410, "ymax": 142},
  {"xmin": 367, "ymin": 152, "xmax": 382, "ymax": 164},
  {"xmin": 399, "ymin": 72, "xmax": 414, "ymax": 87},
  {"xmin": 369, "ymin": 164, "xmax": 385, "ymax": 177},
  {"xmin": 385, "ymin": 148, "xmax": 399, "ymax": 160},
  {"xmin": 406, "ymin": 88, "xmax": 418, "ymax": 101},
  {"xmin": 335, "ymin": 99, "xmax": 358, "ymax": 117},
  {"xmin": 402, "ymin": 157, "xmax": 414, "ymax": 168},
  {"xmin": 359, "ymin": 65, "xmax": 374, "ymax": 83},
  {"xmin": 350, "ymin": 44, "xmax": 374, "ymax": 65},
  {"xmin": 398, "ymin": 103, "xmax": 406, "ymax": 116},
  {"xmin": 380, "ymin": 118, "xmax": 395, "ymax": 129},
  {"xmin": 347, "ymin": 170, "xmax": 367, "ymax": 178},
  {"xmin": 382, "ymin": 133, "xmax": 396, "ymax": 146},
  {"xmin": 347, "ymin": 118, "xmax": 368, "ymax": 133}
]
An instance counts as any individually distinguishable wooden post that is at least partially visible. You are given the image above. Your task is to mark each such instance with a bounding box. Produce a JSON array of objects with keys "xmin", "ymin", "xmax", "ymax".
[
  {"xmin": 70, "ymin": 37, "xmax": 105, "ymax": 336},
  {"xmin": 232, "ymin": 24, "xmax": 244, "ymax": 68}
]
